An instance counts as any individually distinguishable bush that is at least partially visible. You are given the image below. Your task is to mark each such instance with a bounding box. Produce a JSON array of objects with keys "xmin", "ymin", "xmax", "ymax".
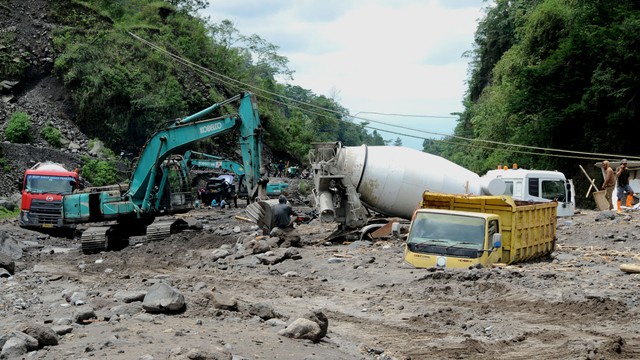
[
  {"xmin": 0, "ymin": 156, "xmax": 9, "ymax": 172},
  {"xmin": 41, "ymin": 122, "xmax": 63, "ymax": 147},
  {"xmin": 298, "ymin": 180, "xmax": 312, "ymax": 197},
  {"xmin": 5, "ymin": 112, "xmax": 32, "ymax": 143},
  {"xmin": 81, "ymin": 157, "xmax": 119, "ymax": 186}
]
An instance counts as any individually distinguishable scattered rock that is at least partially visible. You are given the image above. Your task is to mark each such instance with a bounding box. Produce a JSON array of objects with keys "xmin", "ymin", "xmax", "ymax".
[
  {"xmin": 0, "ymin": 231, "xmax": 23, "ymax": 260},
  {"xmin": 114, "ymin": 290, "xmax": 147, "ymax": 303},
  {"xmin": 0, "ymin": 252, "xmax": 15, "ymax": 275},
  {"xmin": 22, "ymin": 324, "xmax": 59, "ymax": 347},
  {"xmin": 212, "ymin": 293, "xmax": 238, "ymax": 312},
  {"xmin": 73, "ymin": 306, "xmax": 97, "ymax": 324},
  {"xmin": 278, "ymin": 318, "xmax": 323, "ymax": 343},
  {"xmin": 0, "ymin": 331, "xmax": 39, "ymax": 352},
  {"xmin": 248, "ymin": 302, "xmax": 277, "ymax": 320}
]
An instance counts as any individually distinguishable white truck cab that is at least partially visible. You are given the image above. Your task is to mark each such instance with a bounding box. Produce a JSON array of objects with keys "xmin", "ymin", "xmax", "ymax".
[{"xmin": 481, "ymin": 167, "xmax": 575, "ymax": 217}]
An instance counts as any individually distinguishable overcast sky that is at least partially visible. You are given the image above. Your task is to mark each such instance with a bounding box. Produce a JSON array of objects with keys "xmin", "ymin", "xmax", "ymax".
[{"xmin": 201, "ymin": 0, "xmax": 488, "ymax": 150}]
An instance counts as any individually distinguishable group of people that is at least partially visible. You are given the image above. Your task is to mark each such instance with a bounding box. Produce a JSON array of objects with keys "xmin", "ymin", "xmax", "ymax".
[
  {"xmin": 601, "ymin": 159, "xmax": 634, "ymax": 213},
  {"xmin": 267, "ymin": 160, "xmax": 310, "ymax": 179},
  {"xmin": 268, "ymin": 161, "xmax": 287, "ymax": 177}
]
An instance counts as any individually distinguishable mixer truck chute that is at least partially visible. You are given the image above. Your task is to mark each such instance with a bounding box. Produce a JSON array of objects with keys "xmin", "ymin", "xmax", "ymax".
[{"xmin": 62, "ymin": 92, "xmax": 268, "ymax": 254}]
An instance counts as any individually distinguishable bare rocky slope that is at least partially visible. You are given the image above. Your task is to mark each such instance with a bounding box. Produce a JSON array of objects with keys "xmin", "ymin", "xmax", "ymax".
[{"xmin": 1, "ymin": 0, "xmax": 89, "ymax": 198}]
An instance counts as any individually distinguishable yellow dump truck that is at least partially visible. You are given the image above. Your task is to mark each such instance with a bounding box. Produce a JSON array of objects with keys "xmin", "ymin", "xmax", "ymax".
[{"xmin": 404, "ymin": 192, "xmax": 557, "ymax": 269}]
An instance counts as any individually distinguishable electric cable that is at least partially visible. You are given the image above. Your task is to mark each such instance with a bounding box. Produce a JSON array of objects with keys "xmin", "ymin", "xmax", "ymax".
[{"xmin": 128, "ymin": 32, "xmax": 640, "ymax": 161}]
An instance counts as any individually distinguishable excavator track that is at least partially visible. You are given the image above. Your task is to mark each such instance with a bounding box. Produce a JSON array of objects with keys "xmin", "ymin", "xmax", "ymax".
[
  {"xmin": 81, "ymin": 226, "xmax": 112, "ymax": 254},
  {"xmin": 146, "ymin": 219, "xmax": 189, "ymax": 242}
]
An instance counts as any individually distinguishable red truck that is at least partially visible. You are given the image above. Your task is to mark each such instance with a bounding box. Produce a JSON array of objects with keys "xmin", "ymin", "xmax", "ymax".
[{"xmin": 19, "ymin": 162, "xmax": 80, "ymax": 230}]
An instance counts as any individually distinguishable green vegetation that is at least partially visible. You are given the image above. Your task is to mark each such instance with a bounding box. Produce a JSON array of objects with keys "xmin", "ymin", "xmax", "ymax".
[
  {"xmin": 4, "ymin": 112, "xmax": 33, "ymax": 144},
  {"xmin": 297, "ymin": 180, "xmax": 311, "ymax": 197},
  {"xmin": 0, "ymin": 32, "xmax": 28, "ymax": 80},
  {"xmin": 50, "ymin": 0, "xmax": 388, "ymax": 164},
  {"xmin": 0, "ymin": 156, "xmax": 10, "ymax": 172},
  {"xmin": 41, "ymin": 122, "xmax": 63, "ymax": 148},
  {"xmin": 0, "ymin": 207, "xmax": 19, "ymax": 221},
  {"xmin": 81, "ymin": 156, "xmax": 120, "ymax": 186},
  {"xmin": 425, "ymin": 0, "xmax": 640, "ymax": 205}
]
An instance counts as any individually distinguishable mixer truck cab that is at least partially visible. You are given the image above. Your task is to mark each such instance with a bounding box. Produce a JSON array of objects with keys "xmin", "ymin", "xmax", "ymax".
[
  {"xmin": 404, "ymin": 192, "xmax": 557, "ymax": 269},
  {"xmin": 19, "ymin": 162, "xmax": 79, "ymax": 229},
  {"xmin": 480, "ymin": 167, "xmax": 575, "ymax": 217}
]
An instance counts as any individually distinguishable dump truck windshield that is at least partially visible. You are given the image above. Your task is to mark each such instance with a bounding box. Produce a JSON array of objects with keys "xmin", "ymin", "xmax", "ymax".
[
  {"xmin": 408, "ymin": 212, "xmax": 485, "ymax": 249},
  {"xmin": 25, "ymin": 175, "xmax": 75, "ymax": 194}
]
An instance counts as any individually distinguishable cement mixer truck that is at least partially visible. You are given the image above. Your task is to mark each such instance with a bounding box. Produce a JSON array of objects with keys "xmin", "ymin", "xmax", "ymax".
[{"xmin": 308, "ymin": 142, "xmax": 571, "ymax": 240}]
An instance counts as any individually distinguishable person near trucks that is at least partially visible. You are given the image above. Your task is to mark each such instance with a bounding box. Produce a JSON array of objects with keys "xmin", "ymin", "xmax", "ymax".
[
  {"xmin": 273, "ymin": 195, "xmax": 297, "ymax": 229},
  {"xmin": 615, "ymin": 159, "xmax": 634, "ymax": 213},
  {"xmin": 601, "ymin": 160, "xmax": 616, "ymax": 211}
]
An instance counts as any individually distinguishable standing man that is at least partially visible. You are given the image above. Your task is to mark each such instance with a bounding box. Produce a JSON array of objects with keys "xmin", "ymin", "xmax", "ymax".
[
  {"xmin": 277, "ymin": 161, "xmax": 285, "ymax": 177},
  {"xmin": 615, "ymin": 159, "xmax": 634, "ymax": 213},
  {"xmin": 601, "ymin": 160, "xmax": 616, "ymax": 211}
]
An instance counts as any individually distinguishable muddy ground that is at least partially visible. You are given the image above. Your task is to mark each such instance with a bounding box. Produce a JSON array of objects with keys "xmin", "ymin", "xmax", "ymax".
[{"xmin": 2, "ymin": 183, "xmax": 640, "ymax": 359}]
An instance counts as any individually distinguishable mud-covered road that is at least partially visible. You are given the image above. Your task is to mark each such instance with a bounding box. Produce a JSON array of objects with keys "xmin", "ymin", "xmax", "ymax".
[{"xmin": 2, "ymin": 203, "xmax": 640, "ymax": 360}]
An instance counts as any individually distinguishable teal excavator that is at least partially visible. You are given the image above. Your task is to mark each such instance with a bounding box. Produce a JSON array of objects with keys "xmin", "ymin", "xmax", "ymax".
[{"xmin": 62, "ymin": 92, "xmax": 268, "ymax": 253}]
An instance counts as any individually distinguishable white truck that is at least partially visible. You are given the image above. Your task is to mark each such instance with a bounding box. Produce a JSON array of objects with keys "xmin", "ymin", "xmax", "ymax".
[{"xmin": 480, "ymin": 167, "xmax": 575, "ymax": 217}]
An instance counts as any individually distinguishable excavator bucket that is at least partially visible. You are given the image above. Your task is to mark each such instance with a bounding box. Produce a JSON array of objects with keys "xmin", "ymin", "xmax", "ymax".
[{"xmin": 245, "ymin": 201, "xmax": 275, "ymax": 234}]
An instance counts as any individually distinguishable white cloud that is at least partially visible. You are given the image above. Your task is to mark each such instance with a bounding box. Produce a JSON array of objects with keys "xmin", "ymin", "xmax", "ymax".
[{"xmin": 200, "ymin": 0, "xmax": 486, "ymax": 149}]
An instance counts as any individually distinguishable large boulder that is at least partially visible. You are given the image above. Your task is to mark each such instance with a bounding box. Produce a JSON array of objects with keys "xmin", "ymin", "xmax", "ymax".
[
  {"xmin": 0, "ymin": 231, "xmax": 23, "ymax": 260},
  {"xmin": 278, "ymin": 310, "xmax": 328, "ymax": 343},
  {"xmin": 142, "ymin": 282, "xmax": 185, "ymax": 313},
  {"xmin": 22, "ymin": 324, "xmax": 59, "ymax": 347},
  {"xmin": 0, "ymin": 199, "xmax": 15, "ymax": 211}
]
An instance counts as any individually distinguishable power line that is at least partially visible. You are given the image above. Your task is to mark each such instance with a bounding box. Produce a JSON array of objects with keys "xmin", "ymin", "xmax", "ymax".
[
  {"xmin": 351, "ymin": 111, "xmax": 457, "ymax": 119},
  {"xmin": 128, "ymin": 32, "xmax": 640, "ymax": 161}
]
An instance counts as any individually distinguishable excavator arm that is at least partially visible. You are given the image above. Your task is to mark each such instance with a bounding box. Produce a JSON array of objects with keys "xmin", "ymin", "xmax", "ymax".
[{"xmin": 184, "ymin": 150, "xmax": 246, "ymax": 175}]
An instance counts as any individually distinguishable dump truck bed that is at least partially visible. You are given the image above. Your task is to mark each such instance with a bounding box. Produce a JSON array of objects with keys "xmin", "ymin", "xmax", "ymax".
[{"xmin": 419, "ymin": 192, "xmax": 557, "ymax": 264}]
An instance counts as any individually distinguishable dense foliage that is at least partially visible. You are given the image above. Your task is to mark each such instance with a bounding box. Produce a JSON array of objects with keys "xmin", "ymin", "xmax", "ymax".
[
  {"xmin": 4, "ymin": 111, "xmax": 32, "ymax": 144},
  {"xmin": 50, "ymin": 0, "xmax": 386, "ymax": 164},
  {"xmin": 425, "ymin": 0, "xmax": 640, "ymax": 195},
  {"xmin": 81, "ymin": 156, "xmax": 120, "ymax": 186}
]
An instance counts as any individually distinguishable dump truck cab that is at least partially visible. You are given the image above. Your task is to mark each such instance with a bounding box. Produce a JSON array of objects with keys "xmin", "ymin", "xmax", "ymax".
[
  {"xmin": 404, "ymin": 209, "xmax": 502, "ymax": 269},
  {"xmin": 404, "ymin": 192, "xmax": 557, "ymax": 269}
]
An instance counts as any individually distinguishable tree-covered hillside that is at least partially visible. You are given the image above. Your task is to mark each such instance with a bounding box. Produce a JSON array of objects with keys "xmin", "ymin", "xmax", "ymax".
[
  {"xmin": 47, "ymin": 0, "xmax": 386, "ymax": 161},
  {"xmin": 425, "ymin": 0, "xmax": 639, "ymax": 183}
]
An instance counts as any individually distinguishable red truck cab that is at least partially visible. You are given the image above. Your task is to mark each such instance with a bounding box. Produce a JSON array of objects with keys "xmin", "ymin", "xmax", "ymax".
[{"xmin": 19, "ymin": 162, "xmax": 79, "ymax": 229}]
